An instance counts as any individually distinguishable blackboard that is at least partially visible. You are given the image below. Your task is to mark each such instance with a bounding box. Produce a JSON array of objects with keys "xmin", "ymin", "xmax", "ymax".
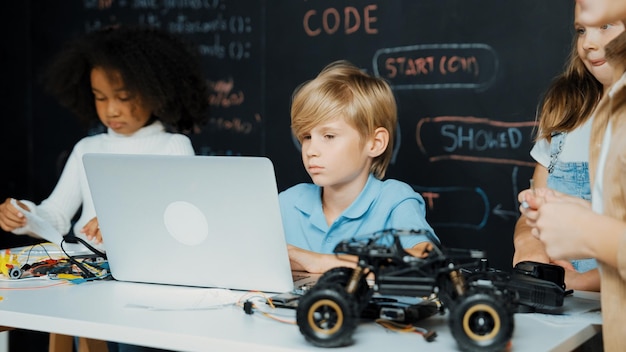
[{"xmin": 20, "ymin": 0, "xmax": 575, "ymax": 270}]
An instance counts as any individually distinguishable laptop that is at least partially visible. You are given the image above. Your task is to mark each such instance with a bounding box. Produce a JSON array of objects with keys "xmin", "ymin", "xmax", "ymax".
[{"xmin": 83, "ymin": 153, "xmax": 302, "ymax": 293}]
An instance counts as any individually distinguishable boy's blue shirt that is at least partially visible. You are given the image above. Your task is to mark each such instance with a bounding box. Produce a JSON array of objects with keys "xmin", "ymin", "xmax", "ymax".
[{"xmin": 279, "ymin": 174, "xmax": 438, "ymax": 254}]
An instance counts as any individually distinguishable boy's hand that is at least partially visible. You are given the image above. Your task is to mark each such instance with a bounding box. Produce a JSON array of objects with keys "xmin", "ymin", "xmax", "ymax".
[{"xmin": 406, "ymin": 241, "xmax": 433, "ymax": 258}]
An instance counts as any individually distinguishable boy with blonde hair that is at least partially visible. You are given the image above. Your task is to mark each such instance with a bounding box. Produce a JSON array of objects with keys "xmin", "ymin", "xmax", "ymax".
[{"xmin": 279, "ymin": 60, "xmax": 438, "ymax": 273}]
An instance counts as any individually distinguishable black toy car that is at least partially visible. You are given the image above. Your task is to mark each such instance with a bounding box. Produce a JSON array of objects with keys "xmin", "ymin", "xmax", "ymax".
[{"xmin": 295, "ymin": 229, "xmax": 565, "ymax": 352}]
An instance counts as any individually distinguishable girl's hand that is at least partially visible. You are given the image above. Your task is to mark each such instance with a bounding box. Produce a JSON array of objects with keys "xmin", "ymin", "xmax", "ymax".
[
  {"xmin": 0, "ymin": 198, "xmax": 29, "ymax": 232},
  {"xmin": 518, "ymin": 187, "xmax": 590, "ymax": 228},
  {"xmin": 518, "ymin": 187, "xmax": 556, "ymax": 212},
  {"xmin": 532, "ymin": 198, "xmax": 595, "ymax": 261},
  {"xmin": 519, "ymin": 187, "xmax": 590, "ymax": 213},
  {"xmin": 518, "ymin": 188, "xmax": 549, "ymax": 230},
  {"xmin": 81, "ymin": 217, "xmax": 102, "ymax": 244}
]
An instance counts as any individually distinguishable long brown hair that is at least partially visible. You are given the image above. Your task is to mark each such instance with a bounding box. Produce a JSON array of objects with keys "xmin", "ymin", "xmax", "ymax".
[
  {"xmin": 535, "ymin": 35, "xmax": 603, "ymax": 142},
  {"xmin": 605, "ymin": 30, "xmax": 626, "ymax": 111}
]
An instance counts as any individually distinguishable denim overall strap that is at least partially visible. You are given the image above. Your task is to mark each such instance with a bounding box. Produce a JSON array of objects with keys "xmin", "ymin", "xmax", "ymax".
[{"xmin": 547, "ymin": 132, "xmax": 565, "ymax": 174}]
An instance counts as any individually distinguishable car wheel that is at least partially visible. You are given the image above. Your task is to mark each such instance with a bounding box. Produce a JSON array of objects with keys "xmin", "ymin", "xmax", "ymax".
[
  {"xmin": 449, "ymin": 292, "xmax": 514, "ymax": 352},
  {"xmin": 296, "ymin": 283, "xmax": 359, "ymax": 347},
  {"xmin": 316, "ymin": 267, "xmax": 371, "ymax": 308}
]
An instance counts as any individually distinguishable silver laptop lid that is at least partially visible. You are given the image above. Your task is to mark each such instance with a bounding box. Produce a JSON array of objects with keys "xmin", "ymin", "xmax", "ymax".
[{"xmin": 83, "ymin": 153, "xmax": 293, "ymax": 293}]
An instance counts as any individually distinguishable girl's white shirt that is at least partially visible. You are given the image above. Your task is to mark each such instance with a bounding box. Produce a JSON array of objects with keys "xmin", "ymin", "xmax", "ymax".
[
  {"xmin": 13, "ymin": 121, "xmax": 194, "ymax": 251},
  {"xmin": 530, "ymin": 116, "xmax": 593, "ymax": 167}
]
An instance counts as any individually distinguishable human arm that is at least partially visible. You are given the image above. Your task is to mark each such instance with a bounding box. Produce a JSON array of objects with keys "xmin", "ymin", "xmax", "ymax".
[
  {"xmin": 517, "ymin": 183, "xmax": 603, "ymax": 290},
  {"xmin": 564, "ymin": 268, "xmax": 601, "ymax": 292},
  {"xmin": 288, "ymin": 240, "xmax": 435, "ymax": 274},
  {"xmin": 21, "ymin": 151, "xmax": 84, "ymax": 238},
  {"xmin": 521, "ymin": 188, "xmax": 623, "ymax": 269},
  {"xmin": 383, "ymin": 181, "xmax": 438, "ymax": 246},
  {"xmin": 513, "ymin": 164, "xmax": 550, "ymax": 265},
  {"xmin": 0, "ymin": 149, "xmax": 83, "ymax": 239},
  {"xmin": 287, "ymin": 244, "xmax": 357, "ymax": 273}
]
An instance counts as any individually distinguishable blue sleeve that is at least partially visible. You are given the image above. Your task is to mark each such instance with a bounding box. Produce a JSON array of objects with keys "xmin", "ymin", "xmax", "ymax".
[
  {"xmin": 278, "ymin": 189, "xmax": 293, "ymax": 242},
  {"xmin": 278, "ymin": 184, "xmax": 310, "ymax": 248},
  {"xmin": 386, "ymin": 197, "xmax": 439, "ymax": 248}
]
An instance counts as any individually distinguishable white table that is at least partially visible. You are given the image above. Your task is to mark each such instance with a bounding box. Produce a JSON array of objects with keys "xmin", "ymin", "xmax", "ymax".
[{"xmin": 0, "ymin": 278, "xmax": 602, "ymax": 351}]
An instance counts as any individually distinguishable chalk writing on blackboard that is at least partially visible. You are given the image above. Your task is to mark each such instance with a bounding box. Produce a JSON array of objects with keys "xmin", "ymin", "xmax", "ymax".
[
  {"xmin": 372, "ymin": 44, "xmax": 498, "ymax": 91},
  {"xmin": 197, "ymin": 76, "xmax": 263, "ymax": 155},
  {"xmin": 80, "ymin": 0, "xmax": 264, "ymax": 156},
  {"xmin": 412, "ymin": 168, "xmax": 523, "ymax": 229},
  {"xmin": 84, "ymin": 0, "xmax": 225, "ymax": 12},
  {"xmin": 209, "ymin": 78, "xmax": 244, "ymax": 108},
  {"xmin": 412, "ymin": 185, "xmax": 489, "ymax": 230},
  {"xmin": 416, "ymin": 116, "xmax": 536, "ymax": 167},
  {"xmin": 494, "ymin": 165, "xmax": 525, "ymax": 219},
  {"xmin": 302, "ymin": 5, "xmax": 379, "ymax": 36},
  {"xmin": 83, "ymin": 0, "xmax": 254, "ymax": 62}
]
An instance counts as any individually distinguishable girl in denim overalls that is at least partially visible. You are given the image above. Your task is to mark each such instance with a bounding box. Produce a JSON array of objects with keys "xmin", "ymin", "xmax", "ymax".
[{"xmin": 513, "ymin": 5, "xmax": 624, "ymax": 292}]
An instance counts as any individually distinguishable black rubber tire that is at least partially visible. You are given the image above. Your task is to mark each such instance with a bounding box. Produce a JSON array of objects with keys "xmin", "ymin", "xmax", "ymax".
[
  {"xmin": 296, "ymin": 283, "xmax": 360, "ymax": 347},
  {"xmin": 316, "ymin": 267, "xmax": 371, "ymax": 308},
  {"xmin": 9, "ymin": 267, "xmax": 22, "ymax": 279},
  {"xmin": 448, "ymin": 292, "xmax": 514, "ymax": 352}
]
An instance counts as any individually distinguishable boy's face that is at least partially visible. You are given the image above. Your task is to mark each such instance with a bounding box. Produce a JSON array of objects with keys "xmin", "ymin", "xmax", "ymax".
[{"xmin": 301, "ymin": 116, "xmax": 372, "ymax": 188}]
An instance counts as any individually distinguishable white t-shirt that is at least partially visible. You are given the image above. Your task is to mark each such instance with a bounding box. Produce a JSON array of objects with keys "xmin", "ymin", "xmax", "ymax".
[{"xmin": 530, "ymin": 116, "xmax": 593, "ymax": 168}]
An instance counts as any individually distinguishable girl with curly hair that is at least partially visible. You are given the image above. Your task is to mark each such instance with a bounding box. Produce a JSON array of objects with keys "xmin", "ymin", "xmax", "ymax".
[{"xmin": 0, "ymin": 25, "xmax": 210, "ymax": 250}]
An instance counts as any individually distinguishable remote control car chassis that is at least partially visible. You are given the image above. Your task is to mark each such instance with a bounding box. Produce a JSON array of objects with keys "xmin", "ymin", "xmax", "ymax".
[{"xmin": 295, "ymin": 229, "xmax": 566, "ymax": 352}]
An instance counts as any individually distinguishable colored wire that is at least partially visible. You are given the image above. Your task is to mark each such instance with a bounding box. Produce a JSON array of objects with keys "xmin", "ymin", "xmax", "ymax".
[
  {"xmin": 18, "ymin": 243, "xmax": 55, "ymax": 263},
  {"xmin": 375, "ymin": 319, "xmax": 437, "ymax": 342},
  {"xmin": 237, "ymin": 290, "xmax": 297, "ymax": 325},
  {"xmin": 3, "ymin": 241, "xmax": 110, "ymax": 282},
  {"xmin": 0, "ymin": 281, "xmax": 71, "ymax": 290},
  {"xmin": 59, "ymin": 238, "xmax": 108, "ymax": 279}
]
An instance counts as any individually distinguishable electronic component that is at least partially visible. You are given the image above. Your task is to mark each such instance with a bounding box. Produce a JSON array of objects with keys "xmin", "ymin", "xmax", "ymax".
[{"xmin": 0, "ymin": 249, "xmax": 22, "ymax": 279}]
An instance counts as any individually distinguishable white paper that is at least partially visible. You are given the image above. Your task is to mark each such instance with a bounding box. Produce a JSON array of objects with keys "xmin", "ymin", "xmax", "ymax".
[{"xmin": 11, "ymin": 199, "xmax": 89, "ymax": 253}]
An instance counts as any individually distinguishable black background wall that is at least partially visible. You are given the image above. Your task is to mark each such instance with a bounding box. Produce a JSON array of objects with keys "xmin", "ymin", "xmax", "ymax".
[{"xmin": 3, "ymin": 1, "xmax": 575, "ymax": 275}]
